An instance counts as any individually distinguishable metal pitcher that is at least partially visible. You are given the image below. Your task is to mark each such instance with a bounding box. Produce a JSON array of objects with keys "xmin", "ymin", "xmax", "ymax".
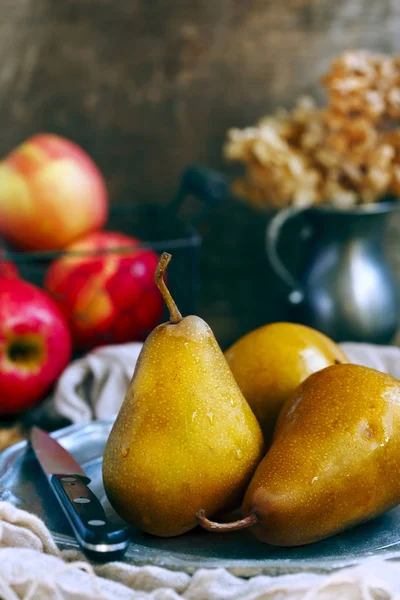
[{"xmin": 266, "ymin": 202, "xmax": 400, "ymax": 344}]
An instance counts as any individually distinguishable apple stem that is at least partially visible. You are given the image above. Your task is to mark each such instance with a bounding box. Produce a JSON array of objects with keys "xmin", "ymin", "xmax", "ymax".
[
  {"xmin": 196, "ymin": 509, "xmax": 259, "ymax": 532},
  {"xmin": 155, "ymin": 253, "xmax": 183, "ymax": 324}
]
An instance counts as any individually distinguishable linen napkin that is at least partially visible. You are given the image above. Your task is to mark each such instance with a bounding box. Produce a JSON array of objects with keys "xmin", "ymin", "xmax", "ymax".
[
  {"xmin": 52, "ymin": 343, "xmax": 143, "ymax": 424},
  {"xmin": 52, "ymin": 340, "xmax": 400, "ymax": 424}
]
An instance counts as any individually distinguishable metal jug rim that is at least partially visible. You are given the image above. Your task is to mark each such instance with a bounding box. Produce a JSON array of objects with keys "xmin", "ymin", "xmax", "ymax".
[{"xmin": 307, "ymin": 199, "xmax": 399, "ymax": 217}]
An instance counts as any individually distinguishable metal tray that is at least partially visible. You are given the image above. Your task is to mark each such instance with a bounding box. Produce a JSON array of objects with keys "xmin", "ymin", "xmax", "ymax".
[{"xmin": 1, "ymin": 420, "xmax": 400, "ymax": 576}]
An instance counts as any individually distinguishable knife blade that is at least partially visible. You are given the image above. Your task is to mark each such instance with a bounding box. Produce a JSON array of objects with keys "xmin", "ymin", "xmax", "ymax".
[{"xmin": 31, "ymin": 426, "xmax": 129, "ymax": 561}]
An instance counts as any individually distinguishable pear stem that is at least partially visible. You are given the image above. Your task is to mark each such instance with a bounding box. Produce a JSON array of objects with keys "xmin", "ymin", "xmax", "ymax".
[
  {"xmin": 196, "ymin": 509, "xmax": 259, "ymax": 532},
  {"xmin": 155, "ymin": 252, "xmax": 183, "ymax": 324}
]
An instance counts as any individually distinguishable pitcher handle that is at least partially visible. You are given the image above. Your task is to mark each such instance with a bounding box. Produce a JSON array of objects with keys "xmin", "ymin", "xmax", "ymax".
[{"xmin": 266, "ymin": 206, "xmax": 309, "ymax": 305}]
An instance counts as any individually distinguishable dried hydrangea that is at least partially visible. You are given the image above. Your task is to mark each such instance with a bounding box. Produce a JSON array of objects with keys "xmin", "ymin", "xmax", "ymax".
[{"xmin": 224, "ymin": 51, "xmax": 400, "ymax": 210}]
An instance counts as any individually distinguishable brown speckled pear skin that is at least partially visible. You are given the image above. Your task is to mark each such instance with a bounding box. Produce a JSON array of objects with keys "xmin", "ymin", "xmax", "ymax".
[
  {"xmin": 102, "ymin": 315, "xmax": 264, "ymax": 537},
  {"xmin": 225, "ymin": 322, "xmax": 348, "ymax": 444},
  {"xmin": 242, "ymin": 363, "xmax": 400, "ymax": 546}
]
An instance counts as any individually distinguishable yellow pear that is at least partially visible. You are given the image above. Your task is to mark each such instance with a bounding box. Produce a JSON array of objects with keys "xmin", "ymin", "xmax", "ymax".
[
  {"xmin": 198, "ymin": 364, "xmax": 400, "ymax": 546},
  {"xmin": 102, "ymin": 253, "xmax": 264, "ymax": 537},
  {"xmin": 225, "ymin": 322, "xmax": 348, "ymax": 443}
]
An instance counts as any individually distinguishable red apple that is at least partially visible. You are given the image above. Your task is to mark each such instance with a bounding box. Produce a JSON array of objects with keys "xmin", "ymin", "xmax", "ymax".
[
  {"xmin": 0, "ymin": 277, "xmax": 72, "ymax": 414},
  {"xmin": 0, "ymin": 134, "xmax": 108, "ymax": 251},
  {"xmin": 45, "ymin": 231, "xmax": 163, "ymax": 350}
]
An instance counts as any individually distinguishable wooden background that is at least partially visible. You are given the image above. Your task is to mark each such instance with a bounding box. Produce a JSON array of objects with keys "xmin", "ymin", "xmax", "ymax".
[{"xmin": 2, "ymin": 0, "xmax": 400, "ymax": 347}]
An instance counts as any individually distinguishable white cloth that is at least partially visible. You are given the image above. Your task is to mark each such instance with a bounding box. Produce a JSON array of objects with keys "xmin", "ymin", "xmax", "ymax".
[
  {"xmin": 53, "ymin": 343, "xmax": 142, "ymax": 424},
  {"xmin": 1, "ymin": 499, "xmax": 400, "ymax": 599},
  {"xmin": 53, "ymin": 340, "xmax": 400, "ymax": 424}
]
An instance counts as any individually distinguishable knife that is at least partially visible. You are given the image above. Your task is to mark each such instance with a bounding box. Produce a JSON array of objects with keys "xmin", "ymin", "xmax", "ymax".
[{"xmin": 30, "ymin": 426, "xmax": 129, "ymax": 561}]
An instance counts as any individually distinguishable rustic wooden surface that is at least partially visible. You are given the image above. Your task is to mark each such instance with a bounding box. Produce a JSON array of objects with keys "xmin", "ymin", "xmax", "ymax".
[{"xmin": 1, "ymin": 0, "xmax": 400, "ymax": 346}]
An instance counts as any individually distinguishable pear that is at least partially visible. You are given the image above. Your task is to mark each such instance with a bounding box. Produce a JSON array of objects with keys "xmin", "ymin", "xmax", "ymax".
[
  {"xmin": 102, "ymin": 253, "xmax": 264, "ymax": 537},
  {"xmin": 198, "ymin": 364, "xmax": 400, "ymax": 546},
  {"xmin": 225, "ymin": 322, "xmax": 348, "ymax": 444}
]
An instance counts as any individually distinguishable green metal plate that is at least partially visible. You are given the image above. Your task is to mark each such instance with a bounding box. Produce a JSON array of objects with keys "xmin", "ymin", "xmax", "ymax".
[{"xmin": 1, "ymin": 420, "xmax": 400, "ymax": 576}]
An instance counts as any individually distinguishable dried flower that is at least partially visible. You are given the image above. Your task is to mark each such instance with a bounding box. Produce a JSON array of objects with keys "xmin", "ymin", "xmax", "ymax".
[{"xmin": 225, "ymin": 50, "xmax": 400, "ymax": 209}]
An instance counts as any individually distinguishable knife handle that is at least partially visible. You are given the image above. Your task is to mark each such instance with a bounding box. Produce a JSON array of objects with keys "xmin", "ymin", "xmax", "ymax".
[{"xmin": 50, "ymin": 474, "xmax": 129, "ymax": 561}]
